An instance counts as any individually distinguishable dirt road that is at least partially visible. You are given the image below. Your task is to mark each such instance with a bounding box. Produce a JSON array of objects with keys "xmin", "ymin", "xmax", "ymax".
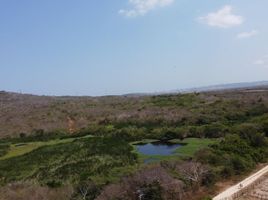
[{"xmin": 213, "ymin": 165, "xmax": 268, "ymax": 200}]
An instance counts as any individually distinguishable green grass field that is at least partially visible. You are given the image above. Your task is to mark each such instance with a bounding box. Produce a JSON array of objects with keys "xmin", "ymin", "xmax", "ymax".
[
  {"xmin": 172, "ymin": 138, "xmax": 217, "ymax": 157},
  {"xmin": 0, "ymin": 135, "xmax": 93, "ymax": 160}
]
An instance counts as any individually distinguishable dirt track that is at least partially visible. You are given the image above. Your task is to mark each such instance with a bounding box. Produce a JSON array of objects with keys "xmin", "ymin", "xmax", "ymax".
[
  {"xmin": 238, "ymin": 175, "xmax": 268, "ymax": 200},
  {"xmin": 213, "ymin": 165, "xmax": 268, "ymax": 200}
]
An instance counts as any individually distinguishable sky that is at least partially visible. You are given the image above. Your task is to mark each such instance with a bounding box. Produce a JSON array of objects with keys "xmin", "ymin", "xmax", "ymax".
[{"xmin": 1, "ymin": 0, "xmax": 268, "ymax": 96}]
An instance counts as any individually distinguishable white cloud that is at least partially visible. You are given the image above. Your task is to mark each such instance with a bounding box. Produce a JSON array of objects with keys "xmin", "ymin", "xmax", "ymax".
[
  {"xmin": 119, "ymin": 0, "xmax": 174, "ymax": 18},
  {"xmin": 198, "ymin": 5, "xmax": 244, "ymax": 28},
  {"xmin": 254, "ymin": 55, "xmax": 268, "ymax": 68},
  {"xmin": 237, "ymin": 30, "xmax": 259, "ymax": 39},
  {"xmin": 254, "ymin": 59, "xmax": 265, "ymax": 65}
]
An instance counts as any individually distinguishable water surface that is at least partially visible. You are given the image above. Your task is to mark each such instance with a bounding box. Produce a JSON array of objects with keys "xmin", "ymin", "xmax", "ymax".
[{"xmin": 135, "ymin": 141, "xmax": 182, "ymax": 156}]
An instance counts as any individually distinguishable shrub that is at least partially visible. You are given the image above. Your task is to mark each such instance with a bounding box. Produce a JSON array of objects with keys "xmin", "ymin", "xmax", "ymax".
[{"xmin": 0, "ymin": 144, "xmax": 9, "ymax": 157}]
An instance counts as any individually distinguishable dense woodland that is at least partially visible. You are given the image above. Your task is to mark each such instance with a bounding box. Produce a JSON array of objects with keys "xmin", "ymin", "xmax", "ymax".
[{"xmin": 0, "ymin": 88, "xmax": 268, "ymax": 199}]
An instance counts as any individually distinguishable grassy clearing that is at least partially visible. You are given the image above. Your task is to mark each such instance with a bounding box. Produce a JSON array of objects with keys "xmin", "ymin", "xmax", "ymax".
[
  {"xmin": 0, "ymin": 135, "xmax": 93, "ymax": 160},
  {"xmin": 172, "ymin": 138, "xmax": 217, "ymax": 157}
]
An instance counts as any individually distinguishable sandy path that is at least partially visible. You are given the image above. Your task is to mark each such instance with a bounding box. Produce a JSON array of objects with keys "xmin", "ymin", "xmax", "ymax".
[{"xmin": 213, "ymin": 165, "xmax": 268, "ymax": 200}]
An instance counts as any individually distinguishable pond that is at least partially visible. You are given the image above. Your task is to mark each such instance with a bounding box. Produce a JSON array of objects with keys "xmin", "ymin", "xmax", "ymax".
[{"xmin": 135, "ymin": 141, "xmax": 182, "ymax": 156}]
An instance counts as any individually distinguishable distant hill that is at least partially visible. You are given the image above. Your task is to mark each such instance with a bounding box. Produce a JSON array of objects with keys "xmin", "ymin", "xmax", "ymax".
[
  {"xmin": 176, "ymin": 81, "xmax": 268, "ymax": 93},
  {"xmin": 124, "ymin": 81, "xmax": 268, "ymax": 96}
]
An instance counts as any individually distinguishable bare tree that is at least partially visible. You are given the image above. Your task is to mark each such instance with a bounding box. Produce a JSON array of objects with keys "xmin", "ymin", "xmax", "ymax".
[
  {"xmin": 96, "ymin": 165, "xmax": 186, "ymax": 200},
  {"xmin": 76, "ymin": 181, "xmax": 98, "ymax": 200},
  {"xmin": 178, "ymin": 162, "xmax": 209, "ymax": 189}
]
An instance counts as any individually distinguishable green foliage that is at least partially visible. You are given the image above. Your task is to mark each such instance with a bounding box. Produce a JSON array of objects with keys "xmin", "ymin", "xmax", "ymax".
[
  {"xmin": 246, "ymin": 103, "xmax": 268, "ymax": 117},
  {"xmin": 262, "ymin": 119, "xmax": 268, "ymax": 136},
  {"xmin": 0, "ymin": 144, "xmax": 9, "ymax": 157},
  {"xmin": 0, "ymin": 130, "xmax": 68, "ymax": 144},
  {"xmin": 150, "ymin": 94, "xmax": 201, "ymax": 108},
  {"xmin": 0, "ymin": 137, "xmax": 137, "ymax": 186},
  {"xmin": 141, "ymin": 181, "xmax": 163, "ymax": 200},
  {"xmin": 197, "ymin": 133, "xmax": 268, "ymax": 178}
]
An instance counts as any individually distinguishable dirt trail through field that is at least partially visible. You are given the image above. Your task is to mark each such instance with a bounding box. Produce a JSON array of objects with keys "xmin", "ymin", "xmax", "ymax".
[{"xmin": 213, "ymin": 165, "xmax": 268, "ymax": 200}]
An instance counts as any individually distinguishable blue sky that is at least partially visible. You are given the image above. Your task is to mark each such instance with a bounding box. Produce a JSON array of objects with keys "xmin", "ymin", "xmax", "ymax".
[{"xmin": 1, "ymin": 0, "xmax": 268, "ymax": 96}]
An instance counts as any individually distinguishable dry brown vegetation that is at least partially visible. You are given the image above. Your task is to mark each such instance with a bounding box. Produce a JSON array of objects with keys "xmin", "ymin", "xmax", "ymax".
[
  {"xmin": 0, "ymin": 182, "xmax": 73, "ymax": 200},
  {"xmin": 1, "ymin": 87, "xmax": 268, "ymax": 138},
  {"xmin": 97, "ymin": 164, "xmax": 184, "ymax": 200}
]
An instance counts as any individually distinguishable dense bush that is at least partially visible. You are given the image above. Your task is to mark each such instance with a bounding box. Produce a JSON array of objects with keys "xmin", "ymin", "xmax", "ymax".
[
  {"xmin": 140, "ymin": 181, "xmax": 163, "ymax": 200},
  {"xmin": 196, "ymin": 133, "xmax": 268, "ymax": 178},
  {"xmin": 0, "ymin": 137, "xmax": 137, "ymax": 186},
  {"xmin": 0, "ymin": 144, "xmax": 9, "ymax": 157},
  {"xmin": 0, "ymin": 130, "xmax": 68, "ymax": 144}
]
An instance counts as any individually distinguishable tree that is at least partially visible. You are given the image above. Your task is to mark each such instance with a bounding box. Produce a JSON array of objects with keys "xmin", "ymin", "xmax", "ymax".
[
  {"xmin": 178, "ymin": 162, "xmax": 209, "ymax": 189},
  {"xmin": 262, "ymin": 120, "xmax": 268, "ymax": 137},
  {"xmin": 75, "ymin": 181, "xmax": 99, "ymax": 200},
  {"xmin": 140, "ymin": 181, "xmax": 163, "ymax": 200},
  {"xmin": 19, "ymin": 133, "xmax": 26, "ymax": 138}
]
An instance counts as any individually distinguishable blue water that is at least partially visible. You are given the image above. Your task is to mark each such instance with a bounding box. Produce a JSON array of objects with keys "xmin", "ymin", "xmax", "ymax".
[{"xmin": 135, "ymin": 142, "xmax": 182, "ymax": 156}]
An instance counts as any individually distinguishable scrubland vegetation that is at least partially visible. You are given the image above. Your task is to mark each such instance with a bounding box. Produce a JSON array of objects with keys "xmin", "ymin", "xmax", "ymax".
[{"xmin": 0, "ymin": 88, "xmax": 268, "ymax": 199}]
